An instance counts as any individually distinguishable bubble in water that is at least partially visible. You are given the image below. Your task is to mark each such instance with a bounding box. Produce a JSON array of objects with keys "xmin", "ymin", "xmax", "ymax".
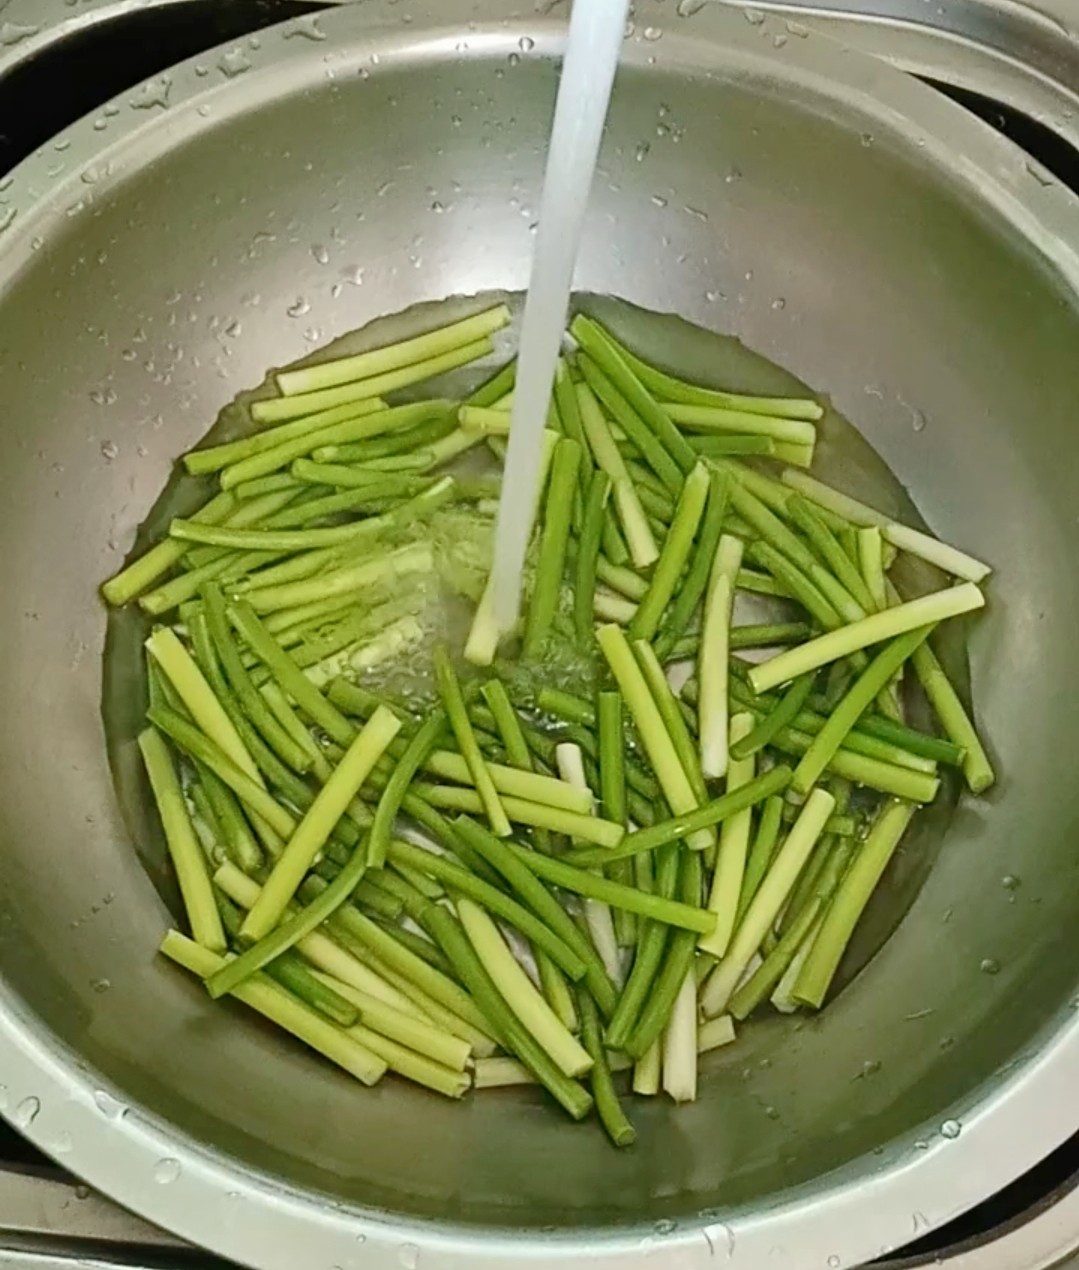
[
  {"xmin": 13, "ymin": 1096, "xmax": 40, "ymax": 1128},
  {"xmin": 219, "ymin": 48, "xmax": 251, "ymax": 78},
  {"xmin": 940, "ymin": 1119, "xmax": 961, "ymax": 1140},
  {"xmin": 92, "ymin": 978, "xmax": 111, "ymax": 994},
  {"xmin": 1002, "ymin": 874, "xmax": 1020, "ymax": 891},
  {"xmin": 153, "ymin": 1157, "xmax": 181, "ymax": 1185},
  {"xmin": 100, "ymin": 440, "xmax": 119, "ymax": 461},
  {"xmin": 287, "ymin": 297, "xmax": 311, "ymax": 317},
  {"xmin": 397, "ymin": 1244, "xmax": 420, "ymax": 1269},
  {"xmin": 980, "ymin": 957, "xmax": 1001, "ymax": 976},
  {"xmin": 312, "ymin": 244, "xmax": 330, "ymax": 265}
]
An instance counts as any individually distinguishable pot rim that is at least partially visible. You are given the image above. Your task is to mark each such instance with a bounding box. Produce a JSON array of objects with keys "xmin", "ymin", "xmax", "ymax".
[{"xmin": 1, "ymin": 3, "xmax": 1078, "ymax": 1267}]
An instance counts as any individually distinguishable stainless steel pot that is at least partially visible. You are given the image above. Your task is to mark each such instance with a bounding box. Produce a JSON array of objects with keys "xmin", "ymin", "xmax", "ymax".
[{"xmin": 2, "ymin": 3, "xmax": 1079, "ymax": 1267}]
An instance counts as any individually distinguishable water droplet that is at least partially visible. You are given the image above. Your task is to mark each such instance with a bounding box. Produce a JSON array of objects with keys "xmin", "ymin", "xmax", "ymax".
[
  {"xmin": 219, "ymin": 48, "xmax": 251, "ymax": 78},
  {"xmin": 283, "ymin": 14, "xmax": 326, "ymax": 40},
  {"xmin": 0, "ymin": 1086, "xmax": 7, "ymax": 1110},
  {"xmin": 654, "ymin": 1218, "xmax": 676, "ymax": 1235},
  {"xmin": 519, "ymin": 35, "xmax": 535, "ymax": 52},
  {"xmin": 911, "ymin": 1211, "xmax": 930, "ymax": 1233},
  {"xmin": 153, "ymin": 1157, "xmax": 181, "ymax": 1185},
  {"xmin": 1026, "ymin": 162, "xmax": 1053, "ymax": 188},
  {"xmin": 130, "ymin": 76, "xmax": 171, "ymax": 110},
  {"xmin": 508, "ymin": 52, "xmax": 521, "ymax": 67},
  {"xmin": 99, "ymin": 440, "xmax": 119, "ymax": 461},
  {"xmin": 91, "ymin": 978, "xmax": 111, "ymax": 994},
  {"xmin": 0, "ymin": 20, "xmax": 40, "ymax": 45},
  {"xmin": 81, "ymin": 163, "xmax": 109, "ymax": 185},
  {"xmin": 773, "ymin": 32, "xmax": 788, "ymax": 47},
  {"xmin": 74, "ymin": 1184, "xmax": 91, "ymax": 1200},
  {"xmin": 430, "ymin": 200, "xmax": 445, "ymax": 213},
  {"xmin": 643, "ymin": 25, "xmax": 663, "ymax": 40},
  {"xmin": 725, "ymin": 168, "xmax": 742, "ymax": 183},
  {"xmin": 914, "ymin": 1139, "xmax": 929, "ymax": 1151},
  {"xmin": 397, "ymin": 1244, "xmax": 420, "ymax": 1269},
  {"xmin": 940, "ymin": 1118, "xmax": 961, "ymax": 1139},
  {"xmin": 92, "ymin": 1089, "xmax": 125, "ymax": 1118},
  {"xmin": 764, "ymin": 1104, "xmax": 779, "ymax": 1120},
  {"xmin": 677, "ymin": 0, "xmax": 707, "ymax": 14},
  {"xmin": 861, "ymin": 132, "xmax": 874, "ymax": 147},
  {"xmin": 980, "ymin": 957, "xmax": 1001, "ymax": 976},
  {"xmin": 1002, "ymin": 874, "xmax": 1020, "ymax": 891},
  {"xmin": 911, "ymin": 410, "xmax": 927, "ymax": 433},
  {"xmin": 311, "ymin": 243, "xmax": 330, "ymax": 265},
  {"xmin": 304, "ymin": 327, "xmax": 323, "ymax": 343},
  {"xmin": 705, "ymin": 289, "xmax": 721, "ymax": 303},
  {"xmin": 50, "ymin": 1131, "xmax": 73, "ymax": 1154},
  {"xmin": 939, "ymin": 1034, "xmax": 956, "ymax": 1050},
  {"xmin": 828, "ymin": 1258, "xmax": 840, "ymax": 1269},
  {"xmin": 286, "ymin": 297, "xmax": 311, "ymax": 318},
  {"xmin": 0, "ymin": 207, "xmax": 16, "ymax": 234},
  {"xmin": 771, "ymin": 297, "xmax": 786, "ymax": 310},
  {"xmin": 684, "ymin": 204, "xmax": 708, "ymax": 221},
  {"xmin": 13, "ymin": 1096, "xmax": 40, "ymax": 1128},
  {"xmin": 744, "ymin": 7, "xmax": 766, "ymax": 25},
  {"xmin": 651, "ymin": 194, "xmax": 668, "ymax": 208}
]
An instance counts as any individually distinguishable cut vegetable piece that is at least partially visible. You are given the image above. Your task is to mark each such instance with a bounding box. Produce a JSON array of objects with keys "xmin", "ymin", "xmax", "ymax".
[
  {"xmin": 780, "ymin": 469, "xmax": 992, "ymax": 583},
  {"xmin": 661, "ymin": 968, "xmax": 698, "ymax": 1103},
  {"xmin": 735, "ymin": 793, "xmax": 785, "ymax": 925},
  {"xmin": 161, "ymin": 931, "xmax": 386, "ymax": 1085},
  {"xmin": 252, "ymin": 337, "xmax": 493, "ymax": 424},
  {"xmin": 747, "ymin": 583, "xmax": 985, "ymax": 695},
  {"xmin": 278, "ymin": 305, "xmax": 510, "ymax": 396},
  {"xmin": 102, "ymin": 491, "xmax": 237, "ymax": 606},
  {"xmin": 597, "ymin": 624, "xmax": 711, "ymax": 850},
  {"xmin": 701, "ymin": 786, "xmax": 836, "ymax": 1016},
  {"xmin": 699, "ymin": 713, "xmax": 756, "ymax": 958},
  {"xmin": 570, "ymin": 315, "xmax": 696, "ymax": 475},
  {"xmin": 434, "ymin": 646, "xmax": 510, "ymax": 837},
  {"xmin": 459, "ymin": 899, "xmax": 592, "ymax": 1078},
  {"xmin": 791, "ymin": 626, "xmax": 932, "ymax": 795},
  {"xmin": 907, "ymin": 632, "xmax": 995, "ymax": 794},
  {"xmin": 629, "ymin": 461, "xmax": 710, "ymax": 642},
  {"xmin": 523, "ymin": 436, "xmax": 582, "ymax": 658},
  {"xmin": 699, "ymin": 533, "xmax": 744, "ymax": 780},
  {"xmin": 568, "ymin": 766, "xmax": 792, "ymax": 868},
  {"xmin": 506, "ymin": 844, "xmax": 716, "ymax": 934},
  {"xmin": 138, "ymin": 729, "xmax": 225, "ymax": 952},
  {"xmin": 574, "ymin": 469, "xmax": 611, "ymax": 647},
  {"xmin": 575, "ymin": 380, "xmax": 659, "ymax": 568},
  {"xmin": 665, "ymin": 402, "xmax": 816, "ymax": 445},
  {"xmin": 240, "ymin": 706, "xmax": 401, "ymax": 939},
  {"xmin": 794, "ymin": 800, "xmax": 916, "ymax": 1007}
]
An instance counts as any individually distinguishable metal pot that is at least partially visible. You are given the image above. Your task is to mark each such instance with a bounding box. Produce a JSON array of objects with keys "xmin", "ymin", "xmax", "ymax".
[{"xmin": 1, "ymin": 2, "xmax": 1078, "ymax": 1267}]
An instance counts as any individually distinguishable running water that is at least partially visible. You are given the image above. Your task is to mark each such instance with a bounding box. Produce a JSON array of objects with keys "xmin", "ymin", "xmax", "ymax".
[{"xmin": 487, "ymin": 0, "xmax": 632, "ymax": 633}]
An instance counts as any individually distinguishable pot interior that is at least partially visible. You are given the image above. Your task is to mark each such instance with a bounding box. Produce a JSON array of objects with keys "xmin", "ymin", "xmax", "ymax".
[{"xmin": 1, "ymin": 2, "xmax": 1078, "ymax": 1238}]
